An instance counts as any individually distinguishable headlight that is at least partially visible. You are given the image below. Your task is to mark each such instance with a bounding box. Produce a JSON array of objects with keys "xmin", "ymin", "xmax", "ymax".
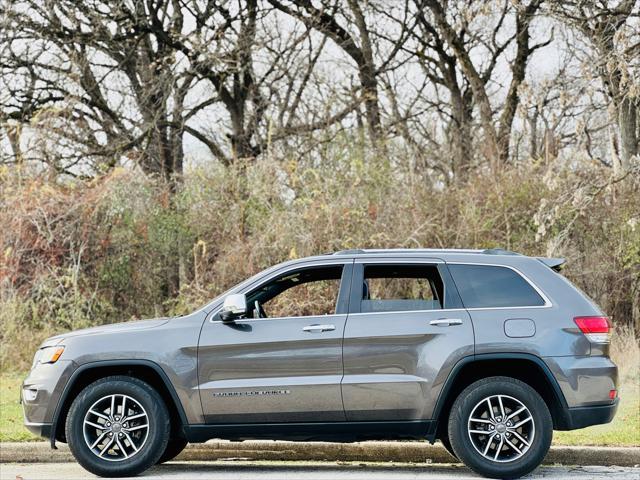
[{"xmin": 37, "ymin": 346, "xmax": 65, "ymax": 365}]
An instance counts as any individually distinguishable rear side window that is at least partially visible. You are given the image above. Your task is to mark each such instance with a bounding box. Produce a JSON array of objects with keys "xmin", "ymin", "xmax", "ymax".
[
  {"xmin": 448, "ymin": 264, "xmax": 545, "ymax": 308},
  {"xmin": 362, "ymin": 264, "xmax": 444, "ymax": 312}
]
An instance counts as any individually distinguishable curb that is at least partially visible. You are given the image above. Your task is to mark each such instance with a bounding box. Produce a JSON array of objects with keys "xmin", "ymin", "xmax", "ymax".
[{"xmin": 1, "ymin": 441, "xmax": 639, "ymax": 466}]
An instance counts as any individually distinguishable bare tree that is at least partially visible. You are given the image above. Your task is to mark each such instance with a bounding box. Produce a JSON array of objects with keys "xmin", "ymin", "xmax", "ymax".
[
  {"xmin": 1, "ymin": 0, "xmax": 367, "ymax": 175},
  {"xmin": 1, "ymin": 0, "xmax": 635, "ymax": 181},
  {"xmin": 267, "ymin": 0, "xmax": 393, "ymax": 143},
  {"xmin": 416, "ymin": 0, "xmax": 550, "ymax": 169},
  {"xmin": 0, "ymin": 0, "xmax": 209, "ymax": 181},
  {"xmin": 550, "ymin": 0, "xmax": 639, "ymax": 173}
]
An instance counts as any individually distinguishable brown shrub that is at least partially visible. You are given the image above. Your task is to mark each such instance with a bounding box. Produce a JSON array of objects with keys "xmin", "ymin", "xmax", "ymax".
[{"xmin": 1, "ymin": 152, "xmax": 638, "ymax": 370}]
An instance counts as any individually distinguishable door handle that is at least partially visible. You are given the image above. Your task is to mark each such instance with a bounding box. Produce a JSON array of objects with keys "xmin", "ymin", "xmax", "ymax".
[
  {"xmin": 303, "ymin": 324, "xmax": 336, "ymax": 332},
  {"xmin": 429, "ymin": 318, "xmax": 463, "ymax": 327}
]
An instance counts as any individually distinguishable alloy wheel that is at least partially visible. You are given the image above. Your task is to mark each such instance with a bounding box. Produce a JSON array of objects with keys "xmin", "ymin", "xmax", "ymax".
[
  {"xmin": 467, "ymin": 394, "xmax": 535, "ymax": 463},
  {"xmin": 82, "ymin": 394, "xmax": 149, "ymax": 462}
]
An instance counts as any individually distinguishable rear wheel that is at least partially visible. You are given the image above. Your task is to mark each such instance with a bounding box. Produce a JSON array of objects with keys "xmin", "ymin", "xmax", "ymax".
[
  {"xmin": 156, "ymin": 437, "xmax": 188, "ymax": 464},
  {"xmin": 440, "ymin": 435, "xmax": 458, "ymax": 460},
  {"xmin": 448, "ymin": 376, "xmax": 552, "ymax": 479},
  {"xmin": 66, "ymin": 376, "xmax": 170, "ymax": 477}
]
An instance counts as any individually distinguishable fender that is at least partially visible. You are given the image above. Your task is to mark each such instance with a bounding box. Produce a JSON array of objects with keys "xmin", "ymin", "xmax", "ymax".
[
  {"xmin": 49, "ymin": 359, "xmax": 189, "ymax": 448},
  {"xmin": 429, "ymin": 352, "xmax": 570, "ymax": 439}
]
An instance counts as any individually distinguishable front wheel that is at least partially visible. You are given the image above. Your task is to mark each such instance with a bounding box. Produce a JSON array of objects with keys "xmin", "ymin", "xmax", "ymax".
[
  {"xmin": 65, "ymin": 376, "xmax": 170, "ymax": 477},
  {"xmin": 156, "ymin": 437, "xmax": 188, "ymax": 464},
  {"xmin": 448, "ymin": 376, "xmax": 552, "ymax": 479}
]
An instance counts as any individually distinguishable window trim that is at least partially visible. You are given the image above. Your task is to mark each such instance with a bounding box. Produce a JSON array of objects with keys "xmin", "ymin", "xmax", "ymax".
[
  {"xmin": 208, "ymin": 260, "xmax": 353, "ymax": 323},
  {"xmin": 446, "ymin": 262, "xmax": 552, "ymax": 310}
]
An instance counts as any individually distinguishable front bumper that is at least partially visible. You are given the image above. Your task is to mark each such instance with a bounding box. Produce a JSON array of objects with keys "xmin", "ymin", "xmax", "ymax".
[
  {"xmin": 23, "ymin": 421, "xmax": 52, "ymax": 438},
  {"xmin": 564, "ymin": 398, "xmax": 619, "ymax": 430},
  {"xmin": 21, "ymin": 360, "xmax": 75, "ymax": 438}
]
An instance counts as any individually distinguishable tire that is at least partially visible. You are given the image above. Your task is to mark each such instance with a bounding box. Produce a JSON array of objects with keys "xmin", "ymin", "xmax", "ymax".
[
  {"xmin": 440, "ymin": 435, "xmax": 458, "ymax": 460},
  {"xmin": 448, "ymin": 376, "xmax": 552, "ymax": 479},
  {"xmin": 65, "ymin": 375, "xmax": 170, "ymax": 477},
  {"xmin": 156, "ymin": 437, "xmax": 188, "ymax": 464}
]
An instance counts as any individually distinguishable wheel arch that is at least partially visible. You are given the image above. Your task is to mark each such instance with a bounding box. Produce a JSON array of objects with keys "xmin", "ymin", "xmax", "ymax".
[
  {"xmin": 432, "ymin": 353, "xmax": 570, "ymax": 440},
  {"xmin": 50, "ymin": 360, "xmax": 189, "ymax": 448}
]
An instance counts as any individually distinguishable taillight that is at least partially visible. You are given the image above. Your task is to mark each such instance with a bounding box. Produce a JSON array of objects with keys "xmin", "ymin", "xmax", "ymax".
[{"xmin": 574, "ymin": 316, "xmax": 611, "ymax": 344}]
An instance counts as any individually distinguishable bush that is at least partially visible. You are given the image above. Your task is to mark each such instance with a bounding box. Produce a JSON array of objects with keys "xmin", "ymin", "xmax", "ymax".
[{"xmin": 1, "ymin": 149, "xmax": 638, "ymax": 370}]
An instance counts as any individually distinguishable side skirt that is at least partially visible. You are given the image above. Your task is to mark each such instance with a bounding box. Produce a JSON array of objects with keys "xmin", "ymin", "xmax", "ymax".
[{"xmin": 184, "ymin": 420, "xmax": 436, "ymax": 443}]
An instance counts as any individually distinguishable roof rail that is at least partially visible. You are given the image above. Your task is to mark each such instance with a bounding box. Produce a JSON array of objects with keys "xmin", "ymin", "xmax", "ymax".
[
  {"xmin": 331, "ymin": 248, "xmax": 527, "ymax": 256},
  {"xmin": 333, "ymin": 248, "xmax": 487, "ymax": 255},
  {"xmin": 481, "ymin": 248, "xmax": 521, "ymax": 256}
]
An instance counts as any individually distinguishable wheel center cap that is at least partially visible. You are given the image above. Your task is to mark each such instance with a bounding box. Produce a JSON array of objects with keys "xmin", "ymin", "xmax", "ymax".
[
  {"xmin": 112, "ymin": 422, "xmax": 122, "ymax": 433},
  {"xmin": 496, "ymin": 423, "xmax": 507, "ymax": 434}
]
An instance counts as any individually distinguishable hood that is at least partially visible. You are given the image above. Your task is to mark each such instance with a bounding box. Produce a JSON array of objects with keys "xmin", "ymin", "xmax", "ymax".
[{"xmin": 43, "ymin": 318, "xmax": 171, "ymax": 345}]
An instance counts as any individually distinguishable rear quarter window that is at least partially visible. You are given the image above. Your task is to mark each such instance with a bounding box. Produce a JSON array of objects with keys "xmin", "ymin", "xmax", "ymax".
[{"xmin": 448, "ymin": 264, "xmax": 546, "ymax": 308}]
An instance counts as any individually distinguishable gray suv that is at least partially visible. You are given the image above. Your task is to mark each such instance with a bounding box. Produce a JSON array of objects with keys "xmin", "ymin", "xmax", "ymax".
[{"xmin": 22, "ymin": 249, "xmax": 618, "ymax": 479}]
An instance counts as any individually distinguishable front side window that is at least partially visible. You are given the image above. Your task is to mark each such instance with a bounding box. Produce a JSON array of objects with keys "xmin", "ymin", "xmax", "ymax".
[
  {"xmin": 247, "ymin": 265, "xmax": 343, "ymax": 318},
  {"xmin": 448, "ymin": 264, "xmax": 546, "ymax": 308},
  {"xmin": 361, "ymin": 264, "xmax": 444, "ymax": 312}
]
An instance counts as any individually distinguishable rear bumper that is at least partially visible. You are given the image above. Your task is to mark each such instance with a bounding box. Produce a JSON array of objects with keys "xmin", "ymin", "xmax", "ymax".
[{"xmin": 562, "ymin": 398, "xmax": 619, "ymax": 430}]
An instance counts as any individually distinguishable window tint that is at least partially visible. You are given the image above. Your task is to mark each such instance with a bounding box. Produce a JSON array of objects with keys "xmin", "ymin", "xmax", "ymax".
[
  {"xmin": 248, "ymin": 266, "xmax": 343, "ymax": 318},
  {"xmin": 448, "ymin": 264, "xmax": 545, "ymax": 308},
  {"xmin": 362, "ymin": 264, "xmax": 443, "ymax": 312}
]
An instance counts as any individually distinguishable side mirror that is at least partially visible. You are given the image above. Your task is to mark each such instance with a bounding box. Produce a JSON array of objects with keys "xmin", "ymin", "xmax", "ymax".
[{"xmin": 220, "ymin": 294, "xmax": 247, "ymax": 322}]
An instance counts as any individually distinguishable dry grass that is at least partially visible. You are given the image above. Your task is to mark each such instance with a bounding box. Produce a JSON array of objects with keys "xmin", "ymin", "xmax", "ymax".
[{"xmin": 610, "ymin": 325, "xmax": 640, "ymax": 384}]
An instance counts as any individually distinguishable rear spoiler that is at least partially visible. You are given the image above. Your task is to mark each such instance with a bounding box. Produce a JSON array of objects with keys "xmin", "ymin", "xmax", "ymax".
[{"xmin": 536, "ymin": 257, "xmax": 566, "ymax": 272}]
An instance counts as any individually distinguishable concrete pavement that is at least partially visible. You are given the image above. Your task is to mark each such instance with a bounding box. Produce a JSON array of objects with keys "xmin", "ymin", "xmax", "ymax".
[
  {"xmin": 1, "ymin": 461, "xmax": 639, "ymax": 480},
  {"xmin": 2, "ymin": 441, "xmax": 639, "ymax": 467}
]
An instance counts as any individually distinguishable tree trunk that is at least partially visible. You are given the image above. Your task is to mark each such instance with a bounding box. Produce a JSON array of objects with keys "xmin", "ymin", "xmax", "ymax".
[
  {"xmin": 424, "ymin": 0, "xmax": 501, "ymax": 166},
  {"xmin": 618, "ymin": 96, "xmax": 638, "ymax": 170},
  {"xmin": 5, "ymin": 123, "xmax": 23, "ymax": 165},
  {"xmin": 449, "ymin": 89, "xmax": 474, "ymax": 180},
  {"xmin": 348, "ymin": 0, "xmax": 382, "ymax": 142}
]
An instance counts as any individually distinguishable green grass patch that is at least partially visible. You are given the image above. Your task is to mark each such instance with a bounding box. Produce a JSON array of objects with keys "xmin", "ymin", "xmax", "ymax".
[
  {"xmin": 1, "ymin": 372, "xmax": 38, "ymax": 442},
  {"xmin": 1, "ymin": 372, "xmax": 638, "ymax": 445}
]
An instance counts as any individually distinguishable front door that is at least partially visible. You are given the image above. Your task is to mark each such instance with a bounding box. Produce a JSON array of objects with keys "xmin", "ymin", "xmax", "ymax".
[
  {"xmin": 341, "ymin": 259, "xmax": 474, "ymax": 421},
  {"xmin": 198, "ymin": 261, "xmax": 353, "ymax": 423}
]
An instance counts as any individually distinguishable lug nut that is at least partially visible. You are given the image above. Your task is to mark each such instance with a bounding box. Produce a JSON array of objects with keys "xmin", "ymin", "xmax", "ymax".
[
  {"xmin": 506, "ymin": 432, "xmax": 511, "ymax": 437},
  {"xmin": 490, "ymin": 425, "xmax": 495, "ymax": 430},
  {"xmin": 119, "ymin": 433, "xmax": 123, "ymax": 438},
  {"xmin": 506, "ymin": 422, "xmax": 512, "ymax": 427},
  {"xmin": 106, "ymin": 422, "xmax": 111, "ymax": 427}
]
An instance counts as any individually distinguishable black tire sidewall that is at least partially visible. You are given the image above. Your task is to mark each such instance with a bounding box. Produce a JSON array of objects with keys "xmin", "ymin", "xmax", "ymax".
[
  {"xmin": 156, "ymin": 437, "xmax": 188, "ymax": 464},
  {"xmin": 440, "ymin": 436, "xmax": 459, "ymax": 460},
  {"xmin": 448, "ymin": 376, "xmax": 552, "ymax": 479},
  {"xmin": 66, "ymin": 376, "xmax": 170, "ymax": 477}
]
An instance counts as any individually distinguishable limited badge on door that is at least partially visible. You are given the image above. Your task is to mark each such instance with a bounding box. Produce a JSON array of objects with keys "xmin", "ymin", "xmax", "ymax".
[{"xmin": 212, "ymin": 389, "xmax": 291, "ymax": 397}]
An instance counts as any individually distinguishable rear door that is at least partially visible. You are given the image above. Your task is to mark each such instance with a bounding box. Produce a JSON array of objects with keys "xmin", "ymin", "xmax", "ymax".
[
  {"xmin": 198, "ymin": 260, "xmax": 353, "ymax": 423},
  {"xmin": 341, "ymin": 258, "xmax": 474, "ymax": 421}
]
